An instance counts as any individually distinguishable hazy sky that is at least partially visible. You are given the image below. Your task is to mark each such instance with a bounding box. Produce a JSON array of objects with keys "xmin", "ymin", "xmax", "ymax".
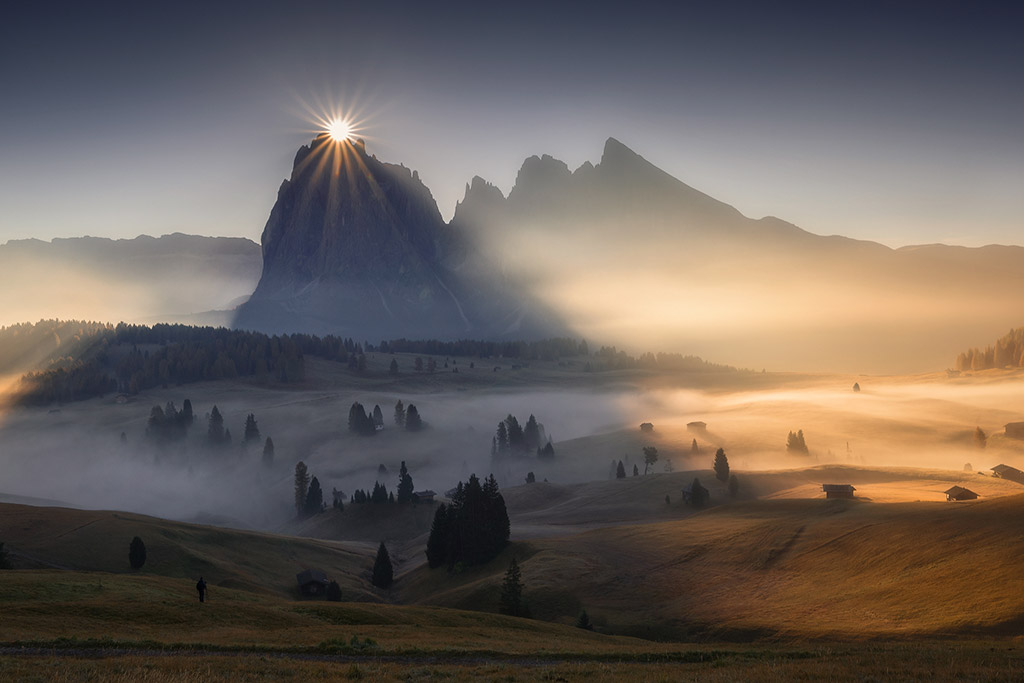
[{"xmin": 1, "ymin": 1, "xmax": 1021, "ymax": 248}]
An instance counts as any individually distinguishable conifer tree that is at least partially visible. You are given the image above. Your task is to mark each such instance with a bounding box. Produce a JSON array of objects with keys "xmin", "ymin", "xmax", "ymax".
[
  {"xmin": 495, "ymin": 422, "xmax": 509, "ymax": 454},
  {"xmin": 394, "ymin": 400, "xmax": 405, "ymax": 427},
  {"xmin": 616, "ymin": 460, "xmax": 626, "ymax": 479},
  {"xmin": 181, "ymin": 398, "xmax": 194, "ymax": 426},
  {"xmin": 405, "ymin": 404, "xmax": 423, "ymax": 431},
  {"xmin": 397, "ymin": 461, "xmax": 414, "ymax": 503},
  {"xmin": 500, "ymin": 557, "xmax": 526, "ymax": 617},
  {"xmin": 372, "ymin": 542, "xmax": 394, "ymax": 588},
  {"xmin": 372, "ymin": 404, "xmax": 384, "ymax": 430},
  {"xmin": 691, "ymin": 438, "xmax": 699, "ymax": 454},
  {"xmin": 305, "ymin": 476, "xmax": 324, "ymax": 516},
  {"xmin": 713, "ymin": 448, "xmax": 729, "ymax": 482},
  {"xmin": 576, "ymin": 609, "xmax": 594, "ymax": 630},
  {"xmin": 294, "ymin": 461, "xmax": 310, "ymax": 516},
  {"xmin": 262, "ymin": 437, "xmax": 275, "ymax": 467},
  {"xmin": 208, "ymin": 405, "xmax": 224, "ymax": 444},
  {"xmin": 633, "ymin": 464, "xmax": 639, "ymax": 476},
  {"xmin": 505, "ymin": 415, "xmax": 524, "ymax": 451},
  {"xmin": 389, "ymin": 358, "xmax": 399, "ymax": 375},
  {"xmin": 244, "ymin": 413, "xmax": 260, "ymax": 445},
  {"xmin": 425, "ymin": 504, "xmax": 449, "ymax": 568},
  {"xmin": 129, "ymin": 536, "xmax": 146, "ymax": 570},
  {"xmin": 728, "ymin": 474, "xmax": 739, "ymax": 498},
  {"xmin": 524, "ymin": 415, "xmax": 541, "ymax": 451}
]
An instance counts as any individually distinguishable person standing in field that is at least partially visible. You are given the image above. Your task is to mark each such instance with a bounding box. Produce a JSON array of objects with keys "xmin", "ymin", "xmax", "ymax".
[{"xmin": 196, "ymin": 576, "xmax": 207, "ymax": 603}]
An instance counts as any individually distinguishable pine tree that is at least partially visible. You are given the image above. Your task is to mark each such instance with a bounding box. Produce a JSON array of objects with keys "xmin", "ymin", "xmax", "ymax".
[
  {"xmin": 505, "ymin": 415, "xmax": 524, "ymax": 451},
  {"xmin": 372, "ymin": 404, "xmax": 384, "ymax": 430},
  {"xmin": 405, "ymin": 404, "xmax": 423, "ymax": 431},
  {"xmin": 974, "ymin": 427, "xmax": 988, "ymax": 449},
  {"xmin": 425, "ymin": 504, "xmax": 449, "ymax": 568},
  {"xmin": 394, "ymin": 400, "xmax": 405, "ymax": 427},
  {"xmin": 349, "ymin": 402, "xmax": 375, "ymax": 435},
  {"xmin": 691, "ymin": 438, "xmax": 699, "ymax": 454},
  {"xmin": 642, "ymin": 446, "xmax": 658, "ymax": 474},
  {"xmin": 728, "ymin": 474, "xmax": 739, "ymax": 498},
  {"xmin": 294, "ymin": 461, "xmax": 310, "ymax": 516},
  {"xmin": 181, "ymin": 398, "xmax": 194, "ymax": 426},
  {"xmin": 616, "ymin": 460, "xmax": 626, "ymax": 479},
  {"xmin": 129, "ymin": 536, "xmax": 146, "ymax": 570},
  {"xmin": 500, "ymin": 557, "xmax": 526, "ymax": 617},
  {"xmin": 713, "ymin": 448, "xmax": 729, "ymax": 482},
  {"xmin": 539, "ymin": 441, "xmax": 555, "ymax": 458},
  {"xmin": 389, "ymin": 358, "xmax": 399, "ymax": 375},
  {"xmin": 372, "ymin": 542, "xmax": 394, "ymax": 588},
  {"xmin": 208, "ymin": 405, "xmax": 224, "ymax": 444},
  {"xmin": 633, "ymin": 464, "xmax": 639, "ymax": 476},
  {"xmin": 495, "ymin": 422, "xmax": 509, "ymax": 454},
  {"xmin": 262, "ymin": 437, "xmax": 275, "ymax": 467},
  {"xmin": 687, "ymin": 478, "xmax": 709, "ymax": 508},
  {"xmin": 397, "ymin": 461, "xmax": 414, "ymax": 503},
  {"xmin": 244, "ymin": 413, "xmax": 260, "ymax": 445},
  {"xmin": 576, "ymin": 609, "xmax": 594, "ymax": 630},
  {"xmin": 524, "ymin": 415, "xmax": 541, "ymax": 451},
  {"xmin": 305, "ymin": 476, "xmax": 324, "ymax": 516},
  {"xmin": 525, "ymin": 471, "xmax": 536, "ymax": 483}
]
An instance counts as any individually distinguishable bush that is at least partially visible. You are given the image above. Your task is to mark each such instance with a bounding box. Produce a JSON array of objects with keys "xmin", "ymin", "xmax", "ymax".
[{"xmin": 129, "ymin": 536, "xmax": 146, "ymax": 570}]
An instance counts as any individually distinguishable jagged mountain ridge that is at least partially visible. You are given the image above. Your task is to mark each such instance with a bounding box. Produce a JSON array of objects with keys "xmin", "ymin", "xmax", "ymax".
[{"xmin": 235, "ymin": 135, "xmax": 563, "ymax": 339}]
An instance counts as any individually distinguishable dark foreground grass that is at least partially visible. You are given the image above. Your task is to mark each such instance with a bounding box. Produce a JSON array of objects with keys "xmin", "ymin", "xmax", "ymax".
[{"xmin": 2, "ymin": 642, "xmax": 1024, "ymax": 682}]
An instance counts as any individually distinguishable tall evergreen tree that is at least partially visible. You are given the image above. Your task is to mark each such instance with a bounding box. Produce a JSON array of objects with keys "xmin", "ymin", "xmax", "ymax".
[
  {"xmin": 372, "ymin": 404, "xmax": 384, "ymax": 429},
  {"xmin": 208, "ymin": 405, "xmax": 224, "ymax": 444},
  {"xmin": 523, "ymin": 415, "xmax": 541, "ymax": 451},
  {"xmin": 616, "ymin": 460, "xmax": 626, "ymax": 479},
  {"xmin": 495, "ymin": 422, "xmax": 509, "ymax": 454},
  {"xmin": 389, "ymin": 358, "xmax": 399, "ymax": 375},
  {"xmin": 294, "ymin": 461, "xmax": 310, "ymax": 516},
  {"xmin": 691, "ymin": 438, "xmax": 699, "ymax": 454},
  {"xmin": 405, "ymin": 404, "xmax": 423, "ymax": 431},
  {"xmin": 244, "ymin": 413, "xmax": 260, "ymax": 445},
  {"xmin": 713, "ymin": 448, "xmax": 730, "ymax": 482},
  {"xmin": 539, "ymin": 441, "xmax": 555, "ymax": 458},
  {"xmin": 372, "ymin": 542, "xmax": 394, "ymax": 588},
  {"xmin": 128, "ymin": 536, "xmax": 146, "ymax": 570},
  {"xmin": 500, "ymin": 557, "xmax": 526, "ymax": 617},
  {"xmin": 181, "ymin": 398, "xmax": 194, "ymax": 426},
  {"xmin": 304, "ymin": 476, "xmax": 324, "ymax": 516},
  {"xmin": 262, "ymin": 437, "xmax": 275, "ymax": 467},
  {"xmin": 425, "ymin": 504, "xmax": 449, "ymax": 568},
  {"xmin": 505, "ymin": 415, "xmax": 525, "ymax": 451},
  {"xmin": 728, "ymin": 474, "xmax": 739, "ymax": 498},
  {"xmin": 394, "ymin": 400, "xmax": 406, "ymax": 427},
  {"xmin": 397, "ymin": 461, "xmax": 414, "ymax": 503},
  {"xmin": 348, "ymin": 402, "xmax": 376, "ymax": 436}
]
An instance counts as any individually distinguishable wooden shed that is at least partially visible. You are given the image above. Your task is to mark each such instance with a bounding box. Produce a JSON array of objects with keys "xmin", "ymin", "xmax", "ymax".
[
  {"xmin": 296, "ymin": 569, "xmax": 329, "ymax": 597},
  {"xmin": 1005, "ymin": 423, "xmax": 1024, "ymax": 440},
  {"xmin": 944, "ymin": 486, "xmax": 979, "ymax": 501},
  {"xmin": 822, "ymin": 484, "xmax": 856, "ymax": 499},
  {"xmin": 412, "ymin": 490, "xmax": 436, "ymax": 504},
  {"xmin": 991, "ymin": 464, "xmax": 1024, "ymax": 484}
]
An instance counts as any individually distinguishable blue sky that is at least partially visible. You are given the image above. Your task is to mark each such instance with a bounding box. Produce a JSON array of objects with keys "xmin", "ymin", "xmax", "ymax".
[{"xmin": 1, "ymin": 0, "xmax": 1021, "ymax": 247}]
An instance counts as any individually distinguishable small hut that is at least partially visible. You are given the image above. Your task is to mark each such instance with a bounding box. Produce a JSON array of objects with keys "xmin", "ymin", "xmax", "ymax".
[
  {"xmin": 686, "ymin": 421, "xmax": 707, "ymax": 434},
  {"xmin": 296, "ymin": 569, "xmax": 329, "ymax": 597},
  {"xmin": 412, "ymin": 490, "xmax": 436, "ymax": 504},
  {"xmin": 991, "ymin": 464, "xmax": 1024, "ymax": 484},
  {"xmin": 822, "ymin": 484, "xmax": 856, "ymax": 499},
  {"xmin": 1005, "ymin": 423, "xmax": 1024, "ymax": 440},
  {"xmin": 944, "ymin": 486, "xmax": 979, "ymax": 502}
]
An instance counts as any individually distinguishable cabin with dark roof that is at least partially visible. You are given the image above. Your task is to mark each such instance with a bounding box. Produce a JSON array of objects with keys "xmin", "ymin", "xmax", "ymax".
[
  {"xmin": 296, "ymin": 569, "xmax": 329, "ymax": 597},
  {"xmin": 822, "ymin": 483, "xmax": 856, "ymax": 499},
  {"xmin": 412, "ymin": 490, "xmax": 436, "ymax": 504},
  {"xmin": 1005, "ymin": 423, "xmax": 1024, "ymax": 440},
  {"xmin": 991, "ymin": 464, "xmax": 1024, "ymax": 484},
  {"xmin": 944, "ymin": 486, "xmax": 979, "ymax": 501},
  {"xmin": 687, "ymin": 421, "xmax": 707, "ymax": 433}
]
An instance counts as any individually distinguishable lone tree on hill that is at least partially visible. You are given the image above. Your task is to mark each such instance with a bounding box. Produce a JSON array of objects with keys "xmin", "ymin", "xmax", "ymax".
[
  {"xmin": 389, "ymin": 358, "xmax": 399, "ymax": 375},
  {"xmin": 728, "ymin": 474, "xmax": 739, "ymax": 498},
  {"xmin": 576, "ymin": 609, "xmax": 594, "ymax": 631},
  {"xmin": 500, "ymin": 557, "xmax": 527, "ymax": 617},
  {"xmin": 129, "ymin": 536, "xmax": 146, "ymax": 570},
  {"xmin": 394, "ymin": 400, "xmax": 406, "ymax": 427},
  {"xmin": 642, "ymin": 446, "xmax": 658, "ymax": 474},
  {"xmin": 616, "ymin": 460, "xmax": 626, "ymax": 479},
  {"xmin": 405, "ymin": 404, "xmax": 423, "ymax": 431},
  {"xmin": 294, "ymin": 461, "xmax": 310, "ymax": 516},
  {"xmin": 262, "ymin": 437, "xmax": 275, "ymax": 467},
  {"xmin": 397, "ymin": 461, "xmax": 414, "ymax": 503},
  {"xmin": 372, "ymin": 542, "xmax": 394, "ymax": 588},
  {"xmin": 713, "ymin": 448, "xmax": 730, "ymax": 482},
  {"xmin": 974, "ymin": 427, "xmax": 988, "ymax": 449},
  {"xmin": 305, "ymin": 476, "xmax": 324, "ymax": 516},
  {"xmin": 243, "ymin": 413, "xmax": 260, "ymax": 445}
]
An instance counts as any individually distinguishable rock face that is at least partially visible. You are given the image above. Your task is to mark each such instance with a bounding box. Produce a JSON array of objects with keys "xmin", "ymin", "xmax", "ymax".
[{"xmin": 235, "ymin": 135, "xmax": 563, "ymax": 339}]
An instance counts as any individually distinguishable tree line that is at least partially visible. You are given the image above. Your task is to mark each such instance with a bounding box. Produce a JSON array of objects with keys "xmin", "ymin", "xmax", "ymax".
[{"xmin": 956, "ymin": 327, "xmax": 1024, "ymax": 371}]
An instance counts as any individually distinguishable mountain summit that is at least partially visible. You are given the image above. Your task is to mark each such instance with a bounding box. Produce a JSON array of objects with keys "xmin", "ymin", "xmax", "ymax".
[{"xmin": 235, "ymin": 135, "xmax": 562, "ymax": 339}]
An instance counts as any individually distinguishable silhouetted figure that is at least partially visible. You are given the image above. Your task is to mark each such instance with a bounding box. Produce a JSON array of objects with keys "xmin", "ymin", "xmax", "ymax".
[{"xmin": 196, "ymin": 577, "xmax": 207, "ymax": 603}]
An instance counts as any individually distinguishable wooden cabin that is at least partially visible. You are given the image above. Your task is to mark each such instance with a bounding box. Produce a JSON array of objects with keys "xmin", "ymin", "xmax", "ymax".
[
  {"xmin": 944, "ymin": 486, "xmax": 979, "ymax": 501},
  {"xmin": 686, "ymin": 421, "xmax": 707, "ymax": 433},
  {"xmin": 1005, "ymin": 423, "xmax": 1024, "ymax": 440},
  {"xmin": 412, "ymin": 490, "xmax": 436, "ymax": 504},
  {"xmin": 296, "ymin": 569, "xmax": 329, "ymax": 597},
  {"xmin": 822, "ymin": 484, "xmax": 856, "ymax": 499},
  {"xmin": 991, "ymin": 464, "xmax": 1024, "ymax": 484}
]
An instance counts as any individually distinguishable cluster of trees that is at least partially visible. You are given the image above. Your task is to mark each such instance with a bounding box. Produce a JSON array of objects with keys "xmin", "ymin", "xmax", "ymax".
[
  {"xmin": 786, "ymin": 430, "xmax": 809, "ymax": 454},
  {"xmin": 591, "ymin": 346, "xmax": 738, "ymax": 373},
  {"xmin": 0, "ymin": 320, "xmax": 113, "ymax": 375},
  {"xmin": 426, "ymin": 474, "xmax": 509, "ymax": 570},
  {"xmin": 347, "ymin": 461, "xmax": 417, "ymax": 506},
  {"xmin": 379, "ymin": 337, "xmax": 588, "ymax": 361},
  {"xmin": 146, "ymin": 399, "xmax": 194, "ymax": 443},
  {"xmin": 492, "ymin": 414, "xmax": 552, "ymax": 457},
  {"xmin": 293, "ymin": 462, "xmax": 325, "ymax": 518},
  {"xmin": 956, "ymin": 327, "xmax": 1024, "ymax": 371},
  {"xmin": 350, "ymin": 400, "xmax": 422, "ymax": 435}
]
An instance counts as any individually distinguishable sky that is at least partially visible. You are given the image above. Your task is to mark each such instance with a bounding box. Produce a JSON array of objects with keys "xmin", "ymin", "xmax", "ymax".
[{"xmin": 1, "ymin": 0, "xmax": 1021, "ymax": 248}]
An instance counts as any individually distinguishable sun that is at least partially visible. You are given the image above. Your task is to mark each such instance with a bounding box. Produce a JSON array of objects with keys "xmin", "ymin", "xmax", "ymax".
[{"xmin": 326, "ymin": 118, "xmax": 352, "ymax": 142}]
